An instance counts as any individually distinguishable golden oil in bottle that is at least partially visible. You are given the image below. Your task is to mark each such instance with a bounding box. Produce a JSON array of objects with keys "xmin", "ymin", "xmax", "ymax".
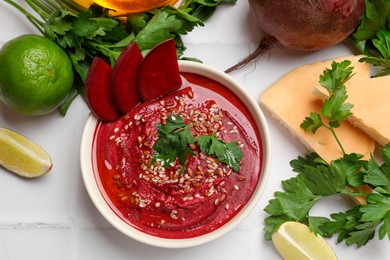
[
  {"xmin": 71, "ymin": 0, "xmax": 94, "ymax": 8},
  {"xmin": 74, "ymin": 0, "xmax": 178, "ymax": 13}
]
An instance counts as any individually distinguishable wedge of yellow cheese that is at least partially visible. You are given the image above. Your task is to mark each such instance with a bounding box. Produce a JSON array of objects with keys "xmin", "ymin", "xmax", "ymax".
[
  {"xmin": 313, "ymin": 75, "xmax": 390, "ymax": 147},
  {"xmin": 260, "ymin": 55, "xmax": 375, "ymax": 163}
]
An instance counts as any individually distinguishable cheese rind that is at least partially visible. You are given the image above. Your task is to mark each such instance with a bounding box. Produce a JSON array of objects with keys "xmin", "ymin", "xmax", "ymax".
[
  {"xmin": 260, "ymin": 55, "xmax": 375, "ymax": 163},
  {"xmin": 313, "ymin": 75, "xmax": 390, "ymax": 146}
]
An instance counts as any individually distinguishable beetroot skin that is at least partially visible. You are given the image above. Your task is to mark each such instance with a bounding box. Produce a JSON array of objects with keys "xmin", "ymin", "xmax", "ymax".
[{"xmin": 249, "ymin": 0, "xmax": 365, "ymax": 51}]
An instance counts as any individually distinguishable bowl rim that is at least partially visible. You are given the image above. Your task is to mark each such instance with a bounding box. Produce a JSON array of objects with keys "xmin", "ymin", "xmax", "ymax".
[{"xmin": 80, "ymin": 60, "xmax": 272, "ymax": 248}]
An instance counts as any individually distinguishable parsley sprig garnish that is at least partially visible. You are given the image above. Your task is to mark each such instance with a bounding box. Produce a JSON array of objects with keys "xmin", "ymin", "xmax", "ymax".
[
  {"xmin": 197, "ymin": 133, "xmax": 243, "ymax": 172},
  {"xmin": 152, "ymin": 114, "xmax": 243, "ymax": 172},
  {"xmin": 152, "ymin": 115, "xmax": 195, "ymax": 169},
  {"xmin": 300, "ymin": 60, "xmax": 354, "ymax": 154},
  {"xmin": 264, "ymin": 60, "xmax": 390, "ymax": 247},
  {"xmin": 352, "ymin": 0, "xmax": 390, "ymax": 77}
]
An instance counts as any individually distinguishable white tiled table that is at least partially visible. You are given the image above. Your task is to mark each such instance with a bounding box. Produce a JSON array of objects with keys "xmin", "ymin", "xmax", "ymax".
[{"xmin": 0, "ymin": 1, "xmax": 388, "ymax": 259}]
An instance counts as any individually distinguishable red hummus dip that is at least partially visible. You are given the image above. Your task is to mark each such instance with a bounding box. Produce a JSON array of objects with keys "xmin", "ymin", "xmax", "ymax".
[{"xmin": 92, "ymin": 73, "xmax": 263, "ymax": 238}]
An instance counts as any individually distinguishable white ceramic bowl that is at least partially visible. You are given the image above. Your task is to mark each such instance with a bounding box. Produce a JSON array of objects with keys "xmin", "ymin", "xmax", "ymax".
[{"xmin": 80, "ymin": 60, "xmax": 271, "ymax": 248}]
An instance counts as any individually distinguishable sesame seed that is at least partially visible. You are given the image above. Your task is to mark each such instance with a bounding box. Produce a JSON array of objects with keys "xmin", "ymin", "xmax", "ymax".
[
  {"xmin": 170, "ymin": 210, "xmax": 178, "ymax": 219},
  {"xmin": 229, "ymin": 129, "xmax": 239, "ymax": 134},
  {"xmin": 238, "ymin": 175, "xmax": 247, "ymax": 181},
  {"xmin": 104, "ymin": 160, "xmax": 112, "ymax": 170},
  {"xmin": 134, "ymin": 114, "xmax": 141, "ymax": 120}
]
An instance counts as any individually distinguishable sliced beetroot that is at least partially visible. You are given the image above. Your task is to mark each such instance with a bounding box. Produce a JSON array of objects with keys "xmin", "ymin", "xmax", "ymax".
[
  {"xmin": 85, "ymin": 57, "xmax": 121, "ymax": 122},
  {"xmin": 110, "ymin": 41, "xmax": 143, "ymax": 114},
  {"xmin": 137, "ymin": 39, "xmax": 182, "ymax": 102}
]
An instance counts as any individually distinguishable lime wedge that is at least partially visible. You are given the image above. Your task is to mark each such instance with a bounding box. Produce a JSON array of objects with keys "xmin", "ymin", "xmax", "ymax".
[
  {"xmin": 272, "ymin": 221, "xmax": 337, "ymax": 260},
  {"xmin": 0, "ymin": 127, "xmax": 52, "ymax": 178}
]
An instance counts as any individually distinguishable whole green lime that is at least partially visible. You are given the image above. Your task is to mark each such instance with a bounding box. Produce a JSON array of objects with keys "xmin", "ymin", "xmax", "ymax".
[{"xmin": 0, "ymin": 34, "xmax": 74, "ymax": 115}]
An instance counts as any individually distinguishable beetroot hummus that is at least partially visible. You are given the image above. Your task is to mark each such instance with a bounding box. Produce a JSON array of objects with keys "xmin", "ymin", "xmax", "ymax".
[{"xmin": 92, "ymin": 73, "xmax": 263, "ymax": 238}]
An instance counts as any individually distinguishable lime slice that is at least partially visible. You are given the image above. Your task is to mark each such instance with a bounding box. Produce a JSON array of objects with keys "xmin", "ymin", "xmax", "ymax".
[
  {"xmin": 272, "ymin": 221, "xmax": 337, "ymax": 260},
  {"xmin": 0, "ymin": 127, "xmax": 52, "ymax": 178}
]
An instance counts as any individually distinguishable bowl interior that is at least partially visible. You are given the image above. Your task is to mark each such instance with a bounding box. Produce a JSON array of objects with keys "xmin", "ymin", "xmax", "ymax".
[{"xmin": 80, "ymin": 60, "xmax": 271, "ymax": 248}]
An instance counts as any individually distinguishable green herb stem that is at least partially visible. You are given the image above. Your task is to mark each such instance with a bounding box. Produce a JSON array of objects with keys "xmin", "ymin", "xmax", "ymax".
[
  {"xmin": 328, "ymin": 126, "xmax": 346, "ymax": 155},
  {"xmin": 43, "ymin": 0, "xmax": 60, "ymax": 10},
  {"xmin": 54, "ymin": 0, "xmax": 84, "ymax": 12},
  {"xmin": 29, "ymin": 0, "xmax": 54, "ymax": 17},
  {"xmin": 25, "ymin": 0, "xmax": 52, "ymax": 20},
  {"xmin": 3, "ymin": 0, "xmax": 45, "ymax": 32}
]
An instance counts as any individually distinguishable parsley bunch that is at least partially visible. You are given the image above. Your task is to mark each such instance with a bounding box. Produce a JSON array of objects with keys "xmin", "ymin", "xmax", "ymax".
[
  {"xmin": 4, "ymin": 0, "xmax": 236, "ymax": 115},
  {"xmin": 265, "ymin": 147, "xmax": 390, "ymax": 247},
  {"xmin": 152, "ymin": 114, "xmax": 243, "ymax": 172},
  {"xmin": 264, "ymin": 60, "xmax": 390, "ymax": 247},
  {"xmin": 352, "ymin": 0, "xmax": 390, "ymax": 77}
]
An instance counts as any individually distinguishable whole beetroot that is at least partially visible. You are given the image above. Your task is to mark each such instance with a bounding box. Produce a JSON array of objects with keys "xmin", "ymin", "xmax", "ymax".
[{"xmin": 225, "ymin": 0, "xmax": 365, "ymax": 73}]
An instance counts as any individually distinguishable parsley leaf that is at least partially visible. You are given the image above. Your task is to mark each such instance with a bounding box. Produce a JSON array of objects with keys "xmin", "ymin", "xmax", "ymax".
[
  {"xmin": 134, "ymin": 9, "xmax": 188, "ymax": 53},
  {"xmin": 360, "ymin": 194, "xmax": 390, "ymax": 222},
  {"xmin": 181, "ymin": 0, "xmax": 237, "ymax": 21},
  {"xmin": 346, "ymin": 222, "xmax": 378, "ymax": 247},
  {"xmin": 152, "ymin": 115, "xmax": 195, "ymax": 169},
  {"xmin": 197, "ymin": 133, "xmax": 243, "ymax": 172},
  {"xmin": 307, "ymin": 216, "xmax": 331, "ymax": 236},
  {"xmin": 316, "ymin": 60, "xmax": 354, "ymax": 125},
  {"xmin": 353, "ymin": 0, "xmax": 390, "ymax": 42},
  {"xmin": 290, "ymin": 152, "xmax": 328, "ymax": 172},
  {"xmin": 353, "ymin": 0, "xmax": 390, "ymax": 76},
  {"xmin": 362, "ymin": 156, "xmax": 390, "ymax": 195},
  {"xmin": 300, "ymin": 112, "xmax": 323, "ymax": 134}
]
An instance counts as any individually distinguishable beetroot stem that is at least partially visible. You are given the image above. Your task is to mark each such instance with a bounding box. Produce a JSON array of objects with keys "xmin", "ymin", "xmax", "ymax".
[{"xmin": 224, "ymin": 34, "xmax": 277, "ymax": 74}]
